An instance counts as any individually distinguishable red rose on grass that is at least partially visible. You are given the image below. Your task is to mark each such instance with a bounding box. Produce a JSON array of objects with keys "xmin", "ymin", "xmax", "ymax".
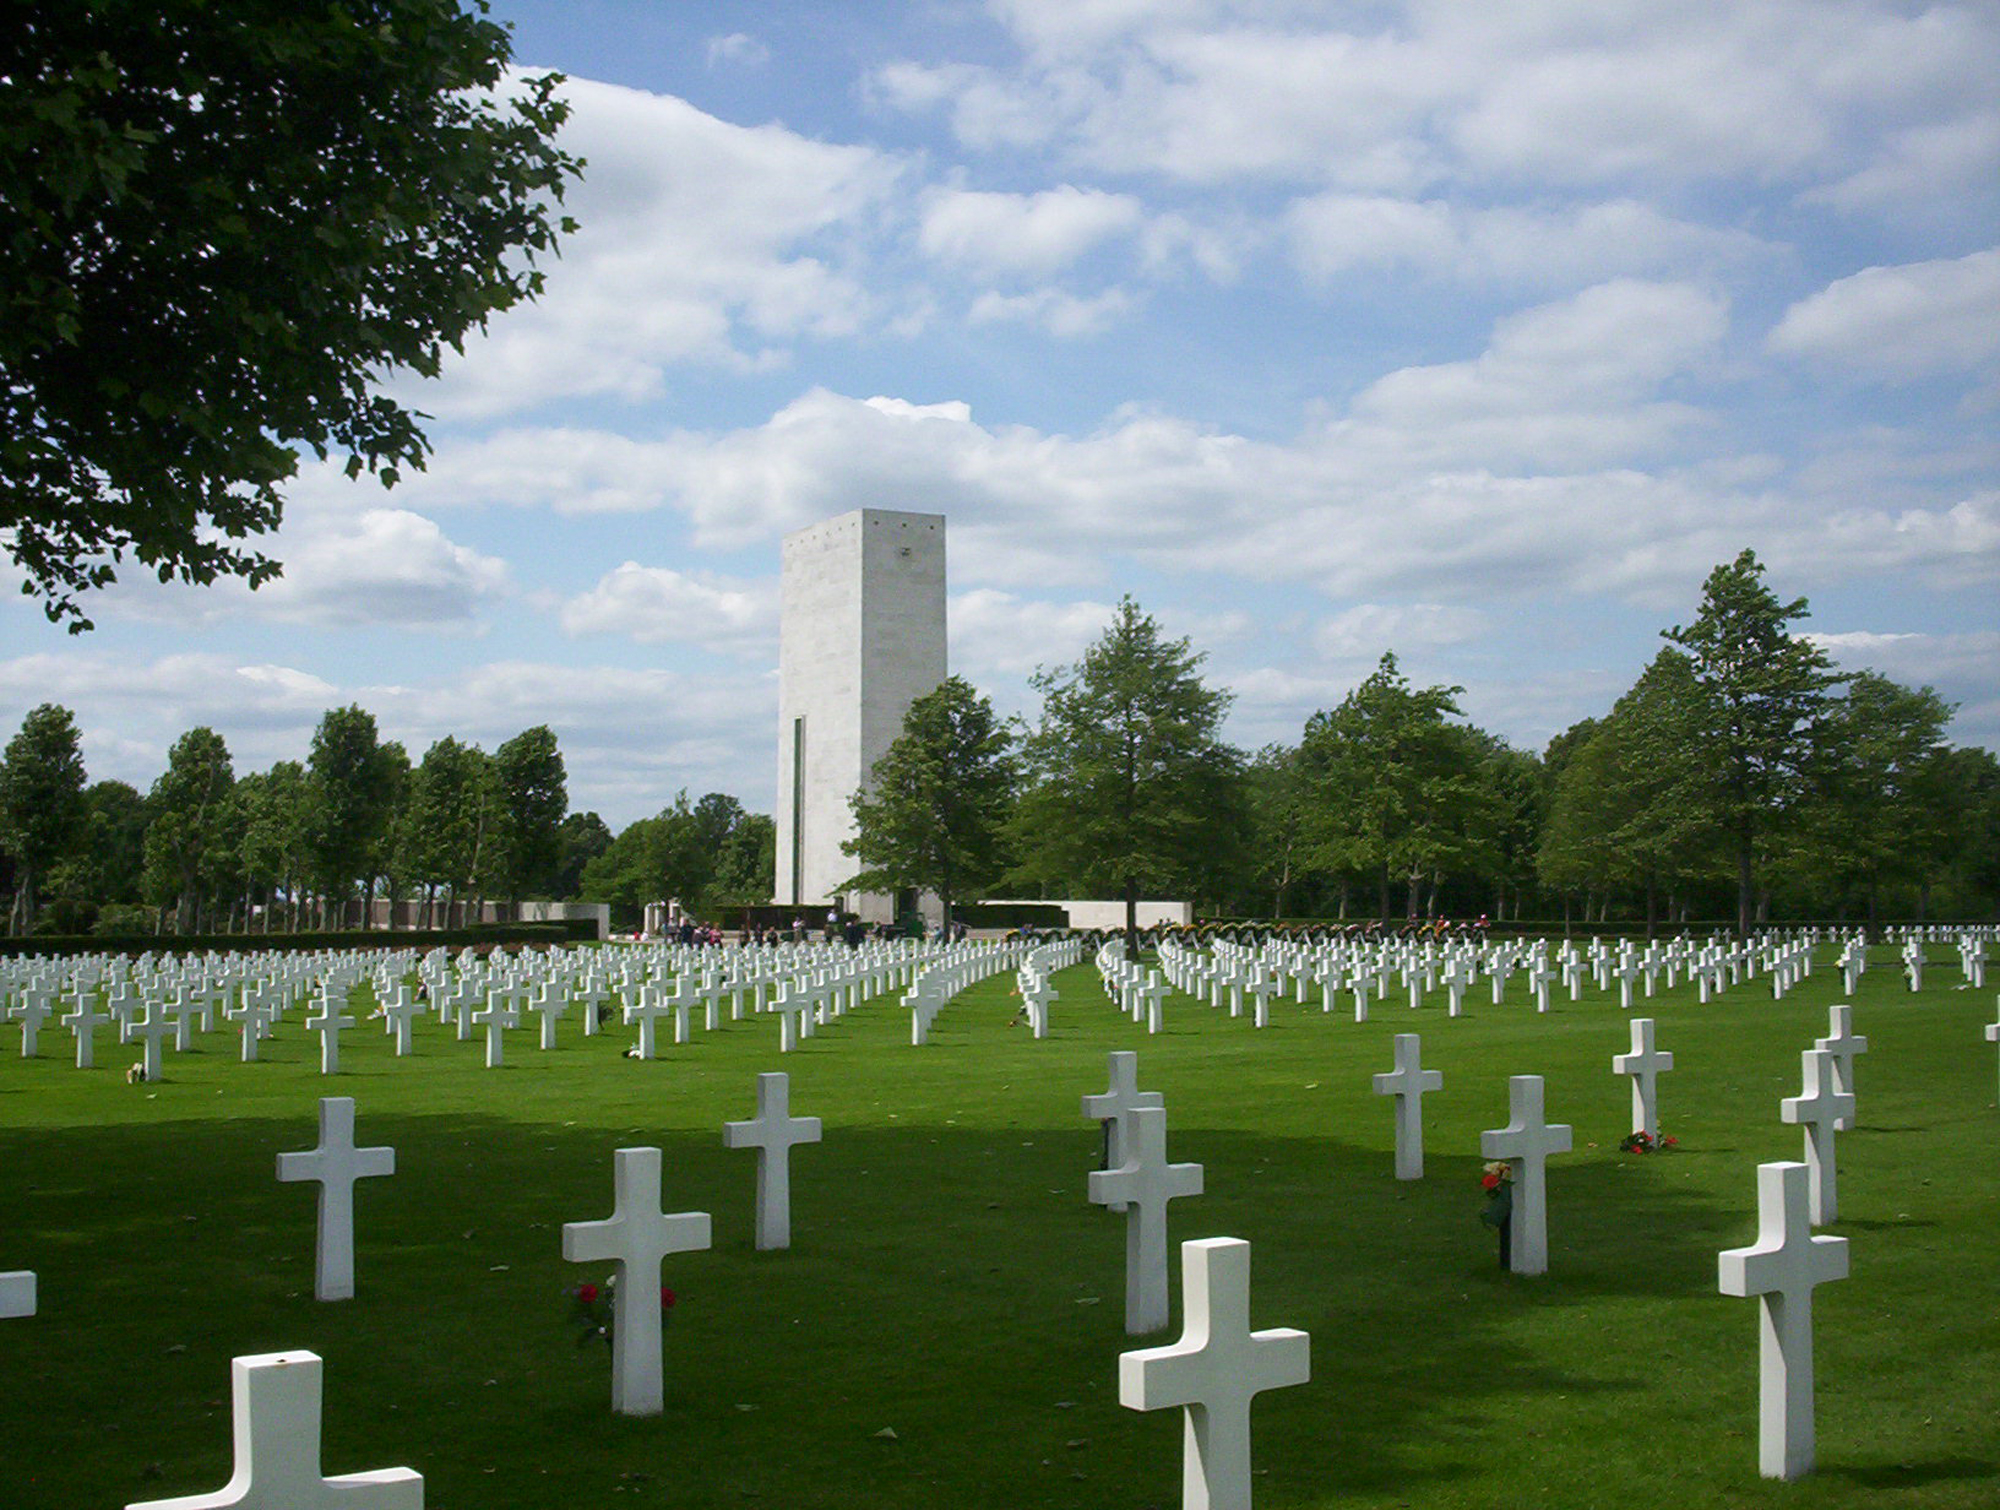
[
  {"xmin": 661, "ymin": 1287, "xmax": 677, "ymax": 1309},
  {"xmin": 577, "ymin": 1283, "xmax": 599, "ymax": 1306},
  {"xmin": 1481, "ymin": 1172, "xmax": 1501, "ymax": 1191}
]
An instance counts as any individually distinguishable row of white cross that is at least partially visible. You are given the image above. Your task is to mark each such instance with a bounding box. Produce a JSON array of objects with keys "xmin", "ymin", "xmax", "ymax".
[{"xmin": 0, "ymin": 936, "xmax": 1063, "ymax": 1079}]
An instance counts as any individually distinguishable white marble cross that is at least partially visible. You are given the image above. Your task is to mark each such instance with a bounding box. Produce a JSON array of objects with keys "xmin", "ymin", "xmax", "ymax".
[
  {"xmin": 562, "ymin": 1147, "xmax": 712, "ymax": 1416},
  {"xmin": 1717, "ymin": 1161, "xmax": 1849, "ymax": 1480},
  {"xmin": 1119, "ymin": 1237, "xmax": 1310, "ymax": 1510},
  {"xmin": 122, "ymin": 997, "xmax": 175, "ymax": 1082},
  {"xmin": 722, "ymin": 1072, "xmax": 822, "ymax": 1250},
  {"xmin": 573, "ymin": 977, "xmax": 610, "ymax": 1036},
  {"xmin": 1987, "ymin": 1004, "xmax": 2000, "ymax": 1103},
  {"xmin": 1527, "ymin": 958, "xmax": 1555, "ymax": 1014},
  {"xmin": 276, "ymin": 1097, "xmax": 395, "ymax": 1302},
  {"xmin": 13, "ymin": 988, "xmax": 52, "ymax": 1057},
  {"xmin": 1372, "ymin": 1033, "xmax": 1443, "ymax": 1181},
  {"xmin": 1083, "ymin": 1050, "xmax": 1165, "ymax": 1213},
  {"xmin": 374, "ymin": 988, "xmax": 424, "ymax": 1058},
  {"xmin": 623, "ymin": 982, "xmax": 671, "ymax": 1060},
  {"xmin": 1478, "ymin": 1075, "xmax": 1572, "ymax": 1276},
  {"xmin": 0, "ymin": 1269, "xmax": 34, "ymax": 1319},
  {"xmin": 1090, "ymin": 1105, "xmax": 1203, "ymax": 1335},
  {"xmin": 305, "ymin": 993, "xmax": 355, "ymax": 1076},
  {"xmin": 1813, "ymin": 1004, "xmax": 1867, "ymax": 1132},
  {"xmin": 1444, "ymin": 956, "xmax": 1474, "ymax": 1017},
  {"xmin": 667, "ymin": 974, "xmax": 700, "ymax": 1046},
  {"xmin": 528, "ymin": 982, "xmax": 568, "ymax": 1050},
  {"xmin": 1780, "ymin": 1049, "xmax": 1852, "ymax": 1226},
  {"xmin": 1135, "ymin": 971, "xmax": 1168, "ymax": 1035},
  {"xmin": 126, "ymin": 1350, "xmax": 422, "ymax": 1510},
  {"xmin": 1612, "ymin": 1018, "xmax": 1674, "ymax": 1140},
  {"xmin": 62, "ymin": 991, "xmax": 111, "ymax": 1070},
  {"xmin": 470, "ymin": 993, "xmax": 515, "ymax": 1069}
]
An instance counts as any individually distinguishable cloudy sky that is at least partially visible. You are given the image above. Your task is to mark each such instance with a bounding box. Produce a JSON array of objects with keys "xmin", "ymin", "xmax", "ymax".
[{"xmin": 5, "ymin": 0, "xmax": 1996, "ymax": 827}]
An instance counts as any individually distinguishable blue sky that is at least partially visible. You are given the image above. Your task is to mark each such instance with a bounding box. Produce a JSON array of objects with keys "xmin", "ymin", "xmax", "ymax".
[{"xmin": 5, "ymin": 1, "xmax": 1996, "ymax": 827}]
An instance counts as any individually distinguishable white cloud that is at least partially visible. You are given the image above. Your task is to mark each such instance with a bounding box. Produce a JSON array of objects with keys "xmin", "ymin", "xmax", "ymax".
[
  {"xmin": 1767, "ymin": 248, "xmax": 2000, "ymax": 381},
  {"xmin": 918, "ymin": 185, "xmax": 1144, "ymax": 278},
  {"xmin": 418, "ymin": 76, "xmax": 906, "ymax": 417},
  {"xmin": 1313, "ymin": 603, "xmax": 1489, "ymax": 660},
  {"xmin": 1804, "ymin": 108, "xmax": 2000, "ymax": 214},
  {"xmin": 877, "ymin": 2, "xmax": 1998, "ymax": 216},
  {"xmin": 77, "ymin": 505, "xmax": 510, "ymax": 631},
  {"xmin": 561, "ymin": 563, "xmax": 778, "ymax": 655},
  {"xmin": 968, "ymin": 284, "xmax": 1137, "ymax": 336},
  {"xmin": 706, "ymin": 32, "xmax": 769, "ymax": 68},
  {"xmin": 949, "ymin": 589, "xmax": 1115, "ymax": 677},
  {"xmin": 1286, "ymin": 195, "xmax": 1770, "ymax": 287},
  {"xmin": 1337, "ymin": 279, "xmax": 1729, "ymax": 469}
]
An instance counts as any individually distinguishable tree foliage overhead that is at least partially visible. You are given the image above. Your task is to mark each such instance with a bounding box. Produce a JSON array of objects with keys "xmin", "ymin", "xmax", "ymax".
[
  {"xmin": 841, "ymin": 675, "xmax": 1016, "ymax": 928},
  {"xmin": 0, "ymin": 0, "xmax": 581, "ymax": 628},
  {"xmin": 1012, "ymin": 597, "xmax": 1244, "ymax": 939}
]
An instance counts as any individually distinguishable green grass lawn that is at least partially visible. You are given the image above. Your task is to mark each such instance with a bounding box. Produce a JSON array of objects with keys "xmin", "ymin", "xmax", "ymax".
[{"xmin": 2, "ymin": 946, "xmax": 1996, "ymax": 1509}]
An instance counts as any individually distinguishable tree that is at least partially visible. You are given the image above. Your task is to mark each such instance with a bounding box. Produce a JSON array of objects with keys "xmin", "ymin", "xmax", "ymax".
[
  {"xmin": 2, "ymin": 1, "xmax": 580, "ymax": 629},
  {"xmin": 552, "ymin": 811, "xmax": 614, "ymax": 900},
  {"xmin": 235, "ymin": 761, "xmax": 310, "ymax": 931},
  {"xmin": 580, "ymin": 792, "xmax": 773, "ymax": 919},
  {"xmin": 1798, "ymin": 672, "xmax": 1955, "ymax": 921},
  {"xmin": 46, "ymin": 778, "xmax": 149, "ymax": 923},
  {"xmin": 1664, "ymin": 550, "xmax": 1839, "ymax": 933},
  {"xmin": 1538, "ymin": 649, "xmax": 1718, "ymax": 932},
  {"xmin": 398, "ymin": 736, "xmax": 499, "ymax": 926},
  {"xmin": 1242, "ymin": 743, "xmax": 1311, "ymax": 918},
  {"xmin": 141, "ymin": 725, "xmax": 234, "ymax": 932},
  {"xmin": 306, "ymin": 706, "xmax": 398, "ymax": 928},
  {"xmin": 493, "ymin": 725, "xmax": 567, "ymax": 907},
  {"xmin": 841, "ymin": 676, "xmax": 1016, "ymax": 931},
  {"xmin": 1464, "ymin": 731, "xmax": 1543, "ymax": 922},
  {"xmin": 0, "ymin": 703, "xmax": 87, "ymax": 932},
  {"xmin": 711, "ymin": 813, "xmax": 776, "ymax": 905},
  {"xmin": 1012, "ymin": 598, "xmax": 1244, "ymax": 943},
  {"xmin": 1298, "ymin": 654, "xmax": 1481, "ymax": 922}
]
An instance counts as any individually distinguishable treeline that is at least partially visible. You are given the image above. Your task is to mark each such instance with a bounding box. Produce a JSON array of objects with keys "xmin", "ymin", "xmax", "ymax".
[
  {"xmin": 845, "ymin": 551, "xmax": 2000, "ymax": 932},
  {"xmin": 0, "ymin": 707, "xmax": 774, "ymax": 937}
]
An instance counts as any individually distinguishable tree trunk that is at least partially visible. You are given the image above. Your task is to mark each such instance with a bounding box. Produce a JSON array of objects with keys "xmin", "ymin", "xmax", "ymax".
[
  {"xmin": 1124, "ymin": 874, "xmax": 1138, "ymax": 953},
  {"xmin": 1736, "ymin": 844, "xmax": 1754, "ymax": 936}
]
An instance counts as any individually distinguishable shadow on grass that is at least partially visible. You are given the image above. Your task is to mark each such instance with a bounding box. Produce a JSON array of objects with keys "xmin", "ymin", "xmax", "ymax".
[{"xmin": 1830, "ymin": 1457, "xmax": 2000, "ymax": 1489}]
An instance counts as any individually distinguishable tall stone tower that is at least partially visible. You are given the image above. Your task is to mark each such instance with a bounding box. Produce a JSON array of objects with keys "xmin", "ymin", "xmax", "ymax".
[{"xmin": 774, "ymin": 509, "xmax": 946, "ymax": 919}]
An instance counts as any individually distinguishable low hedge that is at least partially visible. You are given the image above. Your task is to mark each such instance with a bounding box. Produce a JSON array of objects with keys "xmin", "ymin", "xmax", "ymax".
[{"xmin": 0, "ymin": 920, "xmax": 597, "ymax": 960}]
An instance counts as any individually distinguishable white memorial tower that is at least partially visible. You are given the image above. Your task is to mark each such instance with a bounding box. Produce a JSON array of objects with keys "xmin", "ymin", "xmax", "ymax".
[{"xmin": 774, "ymin": 509, "xmax": 946, "ymax": 921}]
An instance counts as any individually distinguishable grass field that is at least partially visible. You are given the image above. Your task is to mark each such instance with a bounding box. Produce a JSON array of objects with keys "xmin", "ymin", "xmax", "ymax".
[{"xmin": 2, "ymin": 944, "xmax": 1996, "ymax": 1509}]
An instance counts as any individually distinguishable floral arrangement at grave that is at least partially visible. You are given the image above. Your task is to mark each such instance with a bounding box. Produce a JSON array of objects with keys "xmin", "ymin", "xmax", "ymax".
[
  {"xmin": 563, "ymin": 1273, "xmax": 677, "ymax": 1349},
  {"xmin": 1618, "ymin": 1130, "xmax": 1680, "ymax": 1154},
  {"xmin": 1478, "ymin": 1160, "xmax": 1514, "ymax": 1227}
]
